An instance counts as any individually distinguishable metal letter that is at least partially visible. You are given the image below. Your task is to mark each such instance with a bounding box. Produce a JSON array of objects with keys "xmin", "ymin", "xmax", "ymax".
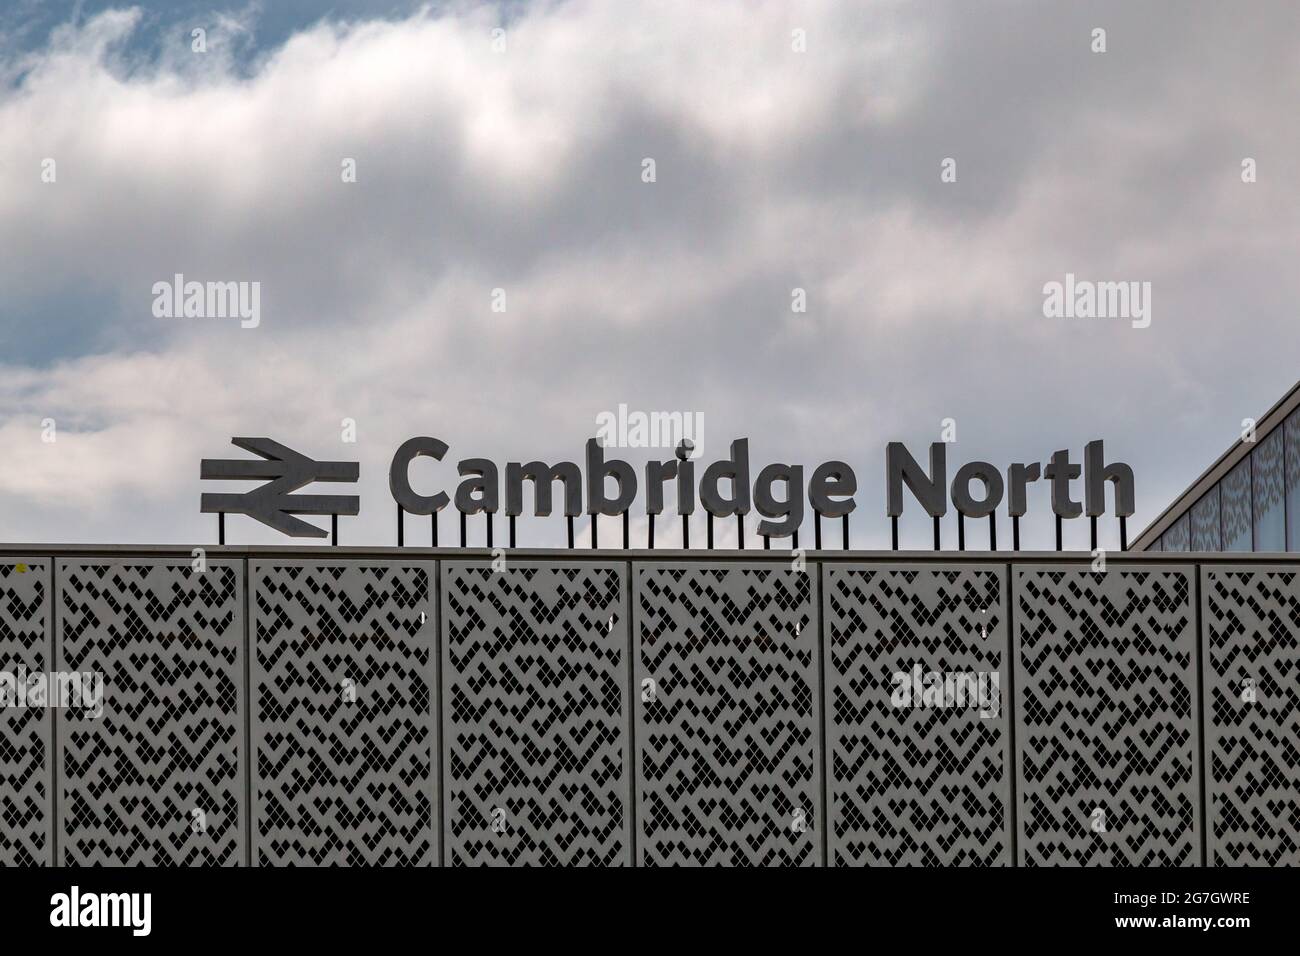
[
  {"xmin": 505, "ymin": 461, "xmax": 583, "ymax": 517},
  {"xmin": 886, "ymin": 442, "xmax": 945, "ymax": 517},
  {"xmin": 1084, "ymin": 440, "xmax": 1135, "ymax": 518},
  {"xmin": 388, "ymin": 436, "xmax": 450, "ymax": 515},
  {"xmin": 455, "ymin": 459, "xmax": 499, "ymax": 515},
  {"xmin": 700, "ymin": 439, "xmax": 752, "ymax": 518},
  {"xmin": 810, "ymin": 460, "xmax": 858, "ymax": 518},
  {"xmin": 1006, "ymin": 461, "xmax": 1041, "ymax": 517},
  {"xmin": 1044, "ymin": 449, "xmax": 1083, "ymax": 519},
  {"xmin": 585, "ymin": 438, "xmax": 637, "ymax": 516},
  {"xmin": 754, "ymin": 462, "xmax": 804, "ymax": 537},
  {"xmin": 951, "ymin": 461, "xmax": 1004, "ymax": 519}
]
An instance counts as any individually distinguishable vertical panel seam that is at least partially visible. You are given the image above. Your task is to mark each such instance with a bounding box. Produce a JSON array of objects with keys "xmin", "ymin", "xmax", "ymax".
[
  {"xmin": 624, "ymin": 560, "xmax": 637, "ymax": 867},
  {"xmin": 816, "ymin": 561, "xmax": 829, "ymax": 868},
  {"xmin": 1194, "ymin": 564, "xmax": 1208, "ymax": 868},
  {"xmin": 431, "ymin": 558, "xmax": 443, "ymax": 868},
  {"xmin": 243, "ymin": 558, "xmax": 253, "ymax": 868},
  {"xmin": 437, "ymin": 561, "xmax": 449, "ymax": 867},
  {"xmin": 48, "ymin": 558, "xmax": 59, "ymax": 867},
  {"xmin": 1004, "ymin": 562, "xmax": 1019, "ymax": 868}
]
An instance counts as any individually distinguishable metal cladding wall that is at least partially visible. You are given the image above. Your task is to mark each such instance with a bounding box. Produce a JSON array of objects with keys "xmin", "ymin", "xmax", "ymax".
[
  {"xmin": 0, "ymin": 548, "xmax": 1297, "ymax": 867},
  {"xmin": 441, "ymin": 561, "xmax": 630, "ymax": 866},
  {"xmin": 0, "ymin": 560, "xmax": 51, "ymax": 866},
  {"xmin": 824, "ymin": 565, "xmax": 1012, "ymax": 866},
  {"xmin": 634, "ymin": 562, "xmax": 820, "ymax": 866},
  {"xmin": 250, "ymin": 561, "xmax": 437, "ymax": 865},
  {"xmin": 55, "ymin": 559, "xmax": 245, "ymax": 865},
  {"xmin": 1200, "ymin": 567, "xmax": 1300, "ymax": 866},
  {"xmin": 1013, "ymin": 566, "xmax": 1200, "ymax": 866}
]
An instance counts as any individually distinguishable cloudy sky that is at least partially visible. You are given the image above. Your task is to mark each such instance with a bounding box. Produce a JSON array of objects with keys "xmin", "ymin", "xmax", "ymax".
[{"xmin": 1, "ymin": 0, "xmax": 1298, "ymax": 550}]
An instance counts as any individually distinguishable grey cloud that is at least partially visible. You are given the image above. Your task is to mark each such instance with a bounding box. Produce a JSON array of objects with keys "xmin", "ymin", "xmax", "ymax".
[{"xmin": 1, "ymin": 1, "xmax": 1299, "ymax": 552}]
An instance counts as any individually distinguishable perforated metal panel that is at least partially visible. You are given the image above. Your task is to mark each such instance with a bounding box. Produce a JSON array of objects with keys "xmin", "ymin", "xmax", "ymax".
[
  {"xmin": 0, "ymin": 560, "xmax": 52, "ymax": 866},
  {"xmin": 1013, "ymin": 566, "xmax": 1200, "ymax": 866},
  {"xmin": 441, "ymin": 561, "xmax": 631, "ymax": 865},
  {"xmin": 250, "ymin": 561, "xmax": 437, "ymax": 866},
  {"xmin": 2, "ymin": 549, "xmax": 1296, "ymax": 869},
  {"xmin": 1201, "ymin": 567, "xmax": 1300, "ymax": 866},
  {"xmin": 56, "ymin": 559, "xmax": 245, "ymax": 865},
  {"xmin": 824, "ymin": 565, "xmax": 1012, "ymax": 866},
  {"xmin": 634, "ymin": 562, "xmax": 821, "ymax": 866}
]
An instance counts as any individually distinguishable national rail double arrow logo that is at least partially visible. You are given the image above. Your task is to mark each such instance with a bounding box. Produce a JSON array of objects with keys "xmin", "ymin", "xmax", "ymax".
[{"xmin": 200, "ymin": 437, "xmax": 359, "ymax": 537}]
